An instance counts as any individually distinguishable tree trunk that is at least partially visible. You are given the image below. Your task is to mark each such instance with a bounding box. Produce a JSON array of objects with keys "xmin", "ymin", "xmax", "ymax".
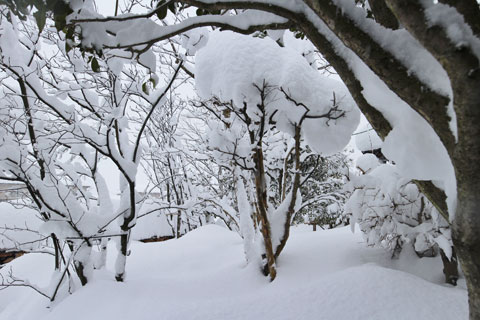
[
  {"xmin": 453, "ymin": 187, "xmax": 480, "ymax": 319},
  {"xmin": 115, "ymin": 232, "xmax": 129, "ymax": 282},
  {"xmin": 253, "ymin": 147, "xmax": 277, "ymax": 281},
  {"xmin": 96, "ymin": 238, "xmax": 108, "ymax": 270},
  {"xmin": 51, "ymin": 234, "xmax": 61, "ymax": 271},
  {"xmin": 440, "ymin": 247, "xmax": 459, "ymax": 286},
  {"xmin": 116, "ymin": 181, "xmax": 136, "ymax": 282},
  {"xmin": 73, "ymin": 242, "xmax": 92, "ymax": 286}
]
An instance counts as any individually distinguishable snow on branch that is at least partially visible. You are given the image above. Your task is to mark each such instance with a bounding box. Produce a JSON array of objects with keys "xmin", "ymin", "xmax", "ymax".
[{"xmin": 70, "ymin": 9, "xmax": 291, "ymax": 55}]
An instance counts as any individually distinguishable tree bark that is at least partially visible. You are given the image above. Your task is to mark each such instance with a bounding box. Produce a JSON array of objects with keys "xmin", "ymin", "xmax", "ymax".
[
  {"xmin": 438, "ymin": 0, "xmax": 480, "ymax": 37},
  {"xmin": 385, "ymin": 2, "xmax": 480, "ymax": 317},
  {"xmin": 440, "ymin": 247, "xmax": 459, "ymax": 286},
  {"xmin": 116, "ymin": 181, "xmax": 136, "ymax": 282},
  {"xmin": 73, "ymin": 242, "xmax": 92, "ymax": 286},
  {"xmin": 253, "ymin": 146, "xmax": 277, "ymax": 281},
  {"xmin": 369, "ymin": 0, "xmax": 399, "ymax": 30}
]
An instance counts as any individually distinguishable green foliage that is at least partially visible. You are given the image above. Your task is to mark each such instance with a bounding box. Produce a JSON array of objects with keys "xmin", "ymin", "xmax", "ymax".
[
  {"xmin": 195, "ymin": 8, "xmax": 221, "ymax": 16},
  {"xmin": 32, "ymin": 6, "xmax": 46, "ymax": 32},
  {"xmin": 0, "ymin": 0, "xmax": 72, "ymax": 32},
  {"xmin": 91, "ymin": 57, "xmax": 100, "ymax": 72},
  {"xmin": 52, "ymin": 0, "xmax": 72, "ymax": 31},
  {"xmin": 155, "ymin": 0, "xmax": 178, "ymax": 20}
]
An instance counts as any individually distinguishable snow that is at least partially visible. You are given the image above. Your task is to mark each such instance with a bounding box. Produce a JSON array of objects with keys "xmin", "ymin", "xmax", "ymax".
[
  {"xmin": 355, "ymin": 122, "xmax": 382, "ymax": 152},
  {"xmin": 355, "ymin": 153, "xmax": 380, "ymax": 173},
  {"xmin": 422, "ymin": 0, "xmax": 480, "ymax": 64},
  {"xmin": 300, "ymin": 7, "xmax": 458, "ymax": 219},
  {"xmin": 236, "ymin": 173, "xmax": 258, "ymax": 265},
  {"xmin": 0, "ymin": 203, "xmax": 44, "ymax": 251},
  {"xmin": 0, "ymin": 225, "xmax": 467, "ymax": 320},
  {"xmin": 130, "ymin": 211, "xmax": 173, "ymax": 241},
  {"xmin": 71, "ymin": 8, "xmax": 288, "ymax": 52},
  {"xmin": 330, "ymin": 0, "xmax": 455, "ymax": 100},
  {"xmin": 181, "ymin": 29, "xmax": 209, "ymax": 56},
  {"xmin": 195, "ymin": 31, "xmax": 360, "ymax": 156}
]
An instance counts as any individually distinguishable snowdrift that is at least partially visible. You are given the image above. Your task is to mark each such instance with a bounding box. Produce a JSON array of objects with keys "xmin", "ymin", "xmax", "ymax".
[{"xmin": 0, "ymin": 225, "xmax": 467, "ymax": 320}]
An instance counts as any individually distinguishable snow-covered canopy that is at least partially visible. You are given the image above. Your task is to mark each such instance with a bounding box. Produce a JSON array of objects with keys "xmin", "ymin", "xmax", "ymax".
[{"xmin": 195, "ymin": 31, "xmax": 360, "ymax": 156}]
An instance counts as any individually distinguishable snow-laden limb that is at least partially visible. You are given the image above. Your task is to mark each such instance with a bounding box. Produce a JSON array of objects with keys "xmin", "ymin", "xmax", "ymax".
[
  {"xmin": 175, "ymin": 3, "xmax": 456, "ymax": 220},
  {"xmin": 175, "ymin": 2, "xmax": 459, "ymax": 220},
  {"xmin": 176, "ymin": 0, "xmax": 457, "ymax": 146},
  {"xmin": 70, "ymin": 8, "xmax": 290, "ymax": 53},
  {"xmin": 330, "ymin": 0, "xmax": 451, "ymax": 96},
  {"xmin": 304, "ymin": 0, "xmax": 457, "ymax": 150},
  {"xmin": 295, "ymin": 5, "xmax": 458, "ymax": 219},
  {"xmin": 62, "ymin": 0, "xmax": 459, "ymax": 220},
  {"xmin": 421, "ymin": 0, "xmax": 480, "ymax": 64}
]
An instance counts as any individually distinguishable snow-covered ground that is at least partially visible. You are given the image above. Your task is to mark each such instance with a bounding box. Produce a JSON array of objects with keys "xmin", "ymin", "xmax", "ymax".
[{"xmin": 0, "ymin": 225, "xmax": 467, "ymax": 320}]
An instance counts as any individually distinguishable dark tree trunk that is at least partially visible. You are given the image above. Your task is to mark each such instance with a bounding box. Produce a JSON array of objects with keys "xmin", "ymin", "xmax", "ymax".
[
  {"xmin": 253, "ymin": 146, "xmax": 277, "ymax": 281},
  {"xmin": 74, "ymin": 242, "xmax": 92, "ymax": 286},
  {"xmin": 116, "ymin": 181, "xmax": 136, "ymax": 282},
  {"xmin": 440, "ymin": 247, "xmax": 459, "ymax": 286},
  {"xmin": 454, "ymin": 186, "xmax": 480, "ymax": 319}
]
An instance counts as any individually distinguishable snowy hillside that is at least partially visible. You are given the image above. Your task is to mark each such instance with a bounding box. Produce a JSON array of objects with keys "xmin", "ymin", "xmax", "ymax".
[{"xmin": 0, "ymin": 225, "xmax": 467, "ymax": 320}]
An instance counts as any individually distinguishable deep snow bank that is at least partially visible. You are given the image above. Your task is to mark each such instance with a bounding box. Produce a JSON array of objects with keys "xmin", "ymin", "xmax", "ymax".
[{"xmin": 0, "ymin": 225, "xmax": 467, "ymax": 320}]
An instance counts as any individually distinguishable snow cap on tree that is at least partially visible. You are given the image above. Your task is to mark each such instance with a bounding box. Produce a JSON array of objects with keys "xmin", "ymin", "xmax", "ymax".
[{"xmin": 195, "ymin": 31, "xmax": 360, "ymax": 156}]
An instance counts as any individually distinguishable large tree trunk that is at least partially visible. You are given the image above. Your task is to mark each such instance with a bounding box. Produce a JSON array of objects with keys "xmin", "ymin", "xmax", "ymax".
[
  {"xmin": 454, "ymin": 167, "xmax": 480, "ymax": 319},
  {"xmin": 455, "ymin": 244, "xmax": 480, "ymax": 319}
]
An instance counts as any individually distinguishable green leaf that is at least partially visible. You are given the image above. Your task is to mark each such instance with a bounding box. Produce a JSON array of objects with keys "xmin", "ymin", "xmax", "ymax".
[
  {"xmin": 53, "ymin": 0, "xmax": 73, "ymax": 31},
  {"xmin": 156, "ymin": 1, "xmax": 168, "ymax": 20},
  {"xmin": 33, "ymin": 7, "xmax": 46, "ymax": 32},
  {"xmin": 142, "ymin": 82, "xmax": 149, "ymax": 95},
  {"xmin": 45, "ymin": 0, "xmax": 58, "ymax": 11},
  {"xmin": 167, "ymin": 2, "xmax": 176, "ymax": 14},
  {"xmin": 91, "ymin": 57, "xmax": 100, "ymax": 72},
  {"xmin": 65, "ymin": 26, "xmax": 74, "ymax": 40}
]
